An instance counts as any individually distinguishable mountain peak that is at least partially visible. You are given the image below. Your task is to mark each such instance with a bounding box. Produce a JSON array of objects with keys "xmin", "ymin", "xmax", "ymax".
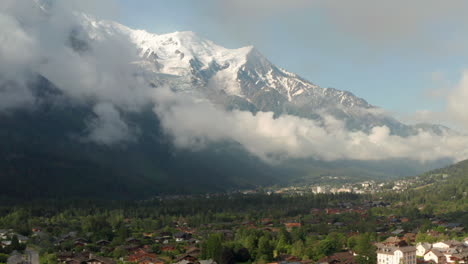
[{"xmin": 75, "ymin": 16, "xmax": 398, "ymax": 131}]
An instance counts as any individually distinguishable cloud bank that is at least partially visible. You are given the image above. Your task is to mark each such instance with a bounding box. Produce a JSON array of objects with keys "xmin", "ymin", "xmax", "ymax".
[
  {"xmin": 2, "ymin": 0, "xmax": 468, "ymax": 163},
  {"xmin": 152, "ymin": 88, "xmax": 468, "ymax": 163}
]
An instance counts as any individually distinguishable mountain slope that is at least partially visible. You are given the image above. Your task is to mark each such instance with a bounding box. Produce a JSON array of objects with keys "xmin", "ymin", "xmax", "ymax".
[
  {"xmin": 0, "ymin": 76, "xmax": 290, "ymax": 199},
  {"xmin": 385, "ymin": 159, "xmax": 468, "ymax": 223}
]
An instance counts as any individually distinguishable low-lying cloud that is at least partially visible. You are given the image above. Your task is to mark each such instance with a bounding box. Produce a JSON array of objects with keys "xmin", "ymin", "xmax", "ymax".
[
  {"xmin": 152, "ymin": 87, "xmax": 468, "ymax": 163},
  {"xmin": 2, "ymin": 0, "xmax": 468, "ymax": 164}
]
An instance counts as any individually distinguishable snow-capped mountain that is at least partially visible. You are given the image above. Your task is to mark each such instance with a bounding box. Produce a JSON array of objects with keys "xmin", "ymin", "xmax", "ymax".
[{"xmin": 70, "ymin": 15, "xmax": 447, "ymax": 136}]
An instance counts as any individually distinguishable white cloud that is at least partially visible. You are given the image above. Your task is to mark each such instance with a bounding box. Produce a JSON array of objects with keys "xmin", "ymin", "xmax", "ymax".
[
  {"xmin": 86, "ymin": 102, "xmax": 136, "ymax": 145},
  {"xmin": 152, "ymin": 87, "xmax": 468, "ymax": 163},
  {"xmin": 447, "ymin": 70, "xmax": 468, "ymax": 129}
]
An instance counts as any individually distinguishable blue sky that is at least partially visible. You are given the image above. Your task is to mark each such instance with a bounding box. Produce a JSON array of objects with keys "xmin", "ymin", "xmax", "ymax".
[{"xmin": 112, "ymin": 0, "xmax": 468, "ymax": 117}]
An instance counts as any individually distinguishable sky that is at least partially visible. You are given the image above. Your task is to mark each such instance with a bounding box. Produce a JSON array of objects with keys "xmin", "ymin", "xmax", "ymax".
[{"xmin": 112, "ymin": 0, "xmax": 468, "ymax": 118}]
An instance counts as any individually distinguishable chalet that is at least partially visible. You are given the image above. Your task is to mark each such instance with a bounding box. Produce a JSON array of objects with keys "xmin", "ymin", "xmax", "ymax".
[
  {"xmin": 277, "ymin": 254, "xmax": 301, "ymax": 262},
  {"xmin": 86, "ymin": 256, "xmax": 116, "ymax": 264},
  {"xmin": 126, "ymin": 238, "xmax": 141, "ymax": 245},
  {"xmin": 284, "ymin": 222, "xmax": 301, "ymax": 232},
  {"xmin": 198, "ymin": 260, "xmax": 216, "ymax": 264},
  {"xmin": 391, "ymin": 229, "xmax": 405, "ymax": 236},
  {"xmin": 310, "ymin": 208, "xmax": 323, "ymax": 215},
  {"xmin": 128, "ymin": 249, "xmax": 158, "ymax": 263},
  {"xmin": 74, "ymin": 238, "xmax": 88, "ymax": 247},
  {"xmin": 154, "ymin": 237, "xmax": 170, "ymax": 244},
  {"xmin": 416, "ymin": 243, "xmax": 432, "ymax": 257},
  {"xmin": 174, "ymin": 232, "xmax": 192, "ymax": 242},
  {"xmin": 424, "ymin": 249, "xmax": 445, "ymax": 263},
  {"xmin": 59, "ymin": 253, "xmax": 115, "ymax": 264},
  {"xmin": 261, "ymin": 218, "xmax": 274, "ymax": 226},
  {"xmin": 137, "ymin": 258, "xmax": 164, "ymax": 264},
  {"xmin": 325, "ymin": 208, "xmax": 342, "ymax": 215},
  {"xmin": 318, "ymin": 252, "xmax": 357, "ymax": 264},
  {"xmin": 186, "ymin": 247, "xmax": 201, "ymax": 257},
  {"xmin": 433, "ymin": 240, "xmax": 464, "ymax": 250},
  {"xmin": 376, "ymin": 243, "xmax": 416, "ymax": 264},
  {"xmin": 161, "ymin": 245, "xmax": 176, "ymax": 252},
  {"xmin": 187, "ymin": 238, "xmax": 200, "ymax": 244},
  {"xmin": 382, "ymin": 237, "xmax": 407, "ymax": 247},
  {"xmin": 57, "ymin": 252, "xmax": 75, "ymax": 263},
  {"xmin": 0, "ymin": 240, "xmax": 11, "ymax": 248},
  {"xmin": 96, "ymin": 240, "xmax": 110, "ymax": 247},
  {"xmin": 174, "ymin": 254, "xmax": 198, "ymax": 263},
  {"xmin": 123, "ymin": 244, "xmax": 141, "ymax": 252},
  {"xmin": 448, "ymin": 252, "xmax": 468, "ymax": 263},
  {"xmin": 160, "ymin": 232, "xmax": 172, "ymax": 238},
  {"xmin": 0, "ymin": 230, "xmax": 9, "ymax": 240}
]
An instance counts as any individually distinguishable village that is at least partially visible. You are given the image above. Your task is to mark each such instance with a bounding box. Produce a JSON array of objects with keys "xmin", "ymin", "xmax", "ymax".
[{"xmin": 0, "ymin": 195, "xmax": 466, "ymax": 264}]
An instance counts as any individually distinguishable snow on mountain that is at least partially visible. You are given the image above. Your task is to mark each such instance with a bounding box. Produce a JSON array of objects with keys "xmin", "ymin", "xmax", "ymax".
[{"xmin": 73, "ymin": 15, "xmax": 449, "ymax": 135}]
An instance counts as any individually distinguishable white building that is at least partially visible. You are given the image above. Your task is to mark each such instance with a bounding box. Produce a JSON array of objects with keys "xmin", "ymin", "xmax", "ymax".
[
  {"xmin": 377, "ymin": 244, "xmax": 417, "ymax": 264},
  {"xmin": 425, "ymin": 241, "xmax": 468, "ymax": 264},
  {"xmin": 433, "ymin": 240, "xmax": 463, "ymax": 250},
  {"xmin": 416, "ymin": 242, "xmax": 432, "ymax": 257},
  {"xmin": 424, "ymin": 249, "xmax": 445, "ymax": 263}
]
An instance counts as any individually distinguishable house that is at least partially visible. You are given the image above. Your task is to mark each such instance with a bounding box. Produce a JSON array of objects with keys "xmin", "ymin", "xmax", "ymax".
[
  {"xmin": 284, "ymin": 222, "xmax": 301, "ymax": 232},
  {"xmin": 416, "ymin": 243, "xmax": 432, "ymax": 257},
  {"xmin": 126, "ymin": 238, "xmax": 141, "ymax": 245},
  {"xmin": 261, "ymin": 218, "xmax": 274, "ymax": 226},
  {"xmin": 74, "ymin": 238, "xmax": 88, "ymax": 247},
  {"xmin": 86, "ymin": 256, "xmax": 116, "ymax": 264},
  {"xmin": 0, "ymin": 230, "xmax": 9, "ymax": 240},
  {"xmin": 154, "ymin": 237, "xmax": 170, "ymax": 244},
  {"xmin": 174, "ymin": 254, "xmax": 198, "ymax": 263},
  {"xmin": 159, "ymin": 232, "xmax": 172, "ymax": 238},
  {"xmin": 433, "ymin": 241, "xmax": 463, "ymax": 250},
  {"xmin": 161, "ymin": 246, "xmax": 176, "ymax": 252},
  {"xmin": 174, "ymin": 232, "xmax": 192, "ymax": 242},
  {"xmin": 128, "ymin": 249, "xmax": 158, "ymax": 263},
  {"xmin": 424, "ymin": 249, "xmax": 445, "ymax": 263},
  {"xmin": 424, "ymin": 242, "xmax": 467, "ymax": 264},
  {"xmin": 382, "ymin": 237, "xmax": 407, "ymax": 247},
  {"xmin": 198, "ymin": 260, "xmax": 216, "ymax": 264},
  {"xmin": 448, "ymin": 252, "xmax": 468, "ymax": 263},
  {"xmin": 391, "ymin": 229, "xmax": 405, "ymax": 236},
  {"xmin": 137, "ymin": 257, "xmax": 164, "ymax": 264},
  {"xmin": 60, "ymin": 253, "xmax": 115, "ymax": 264},
  {"xmin": 96, "ymin": 240, "xmax": 110, "ymax": 247},
  {"xmin": 143, "ymin": 233, "xmax": 154, "ymax": 239},
  {"xmin": 187, "ymin": 238, "xmax": 200, "ymax": 245},
  {"xmin": 376, "ymin": 243, "xmax": 417, "ymax": 264},
  {"xmin": 185, "ymin": 247, "xmax": 201, "ymax": 257},
  {"xmin": 317, "ymin": 252, "xmax": 357, "ymax": 264},
  {"xmin": 1, "ymin": 240, "xmax": 11, "ymax": 248}
]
